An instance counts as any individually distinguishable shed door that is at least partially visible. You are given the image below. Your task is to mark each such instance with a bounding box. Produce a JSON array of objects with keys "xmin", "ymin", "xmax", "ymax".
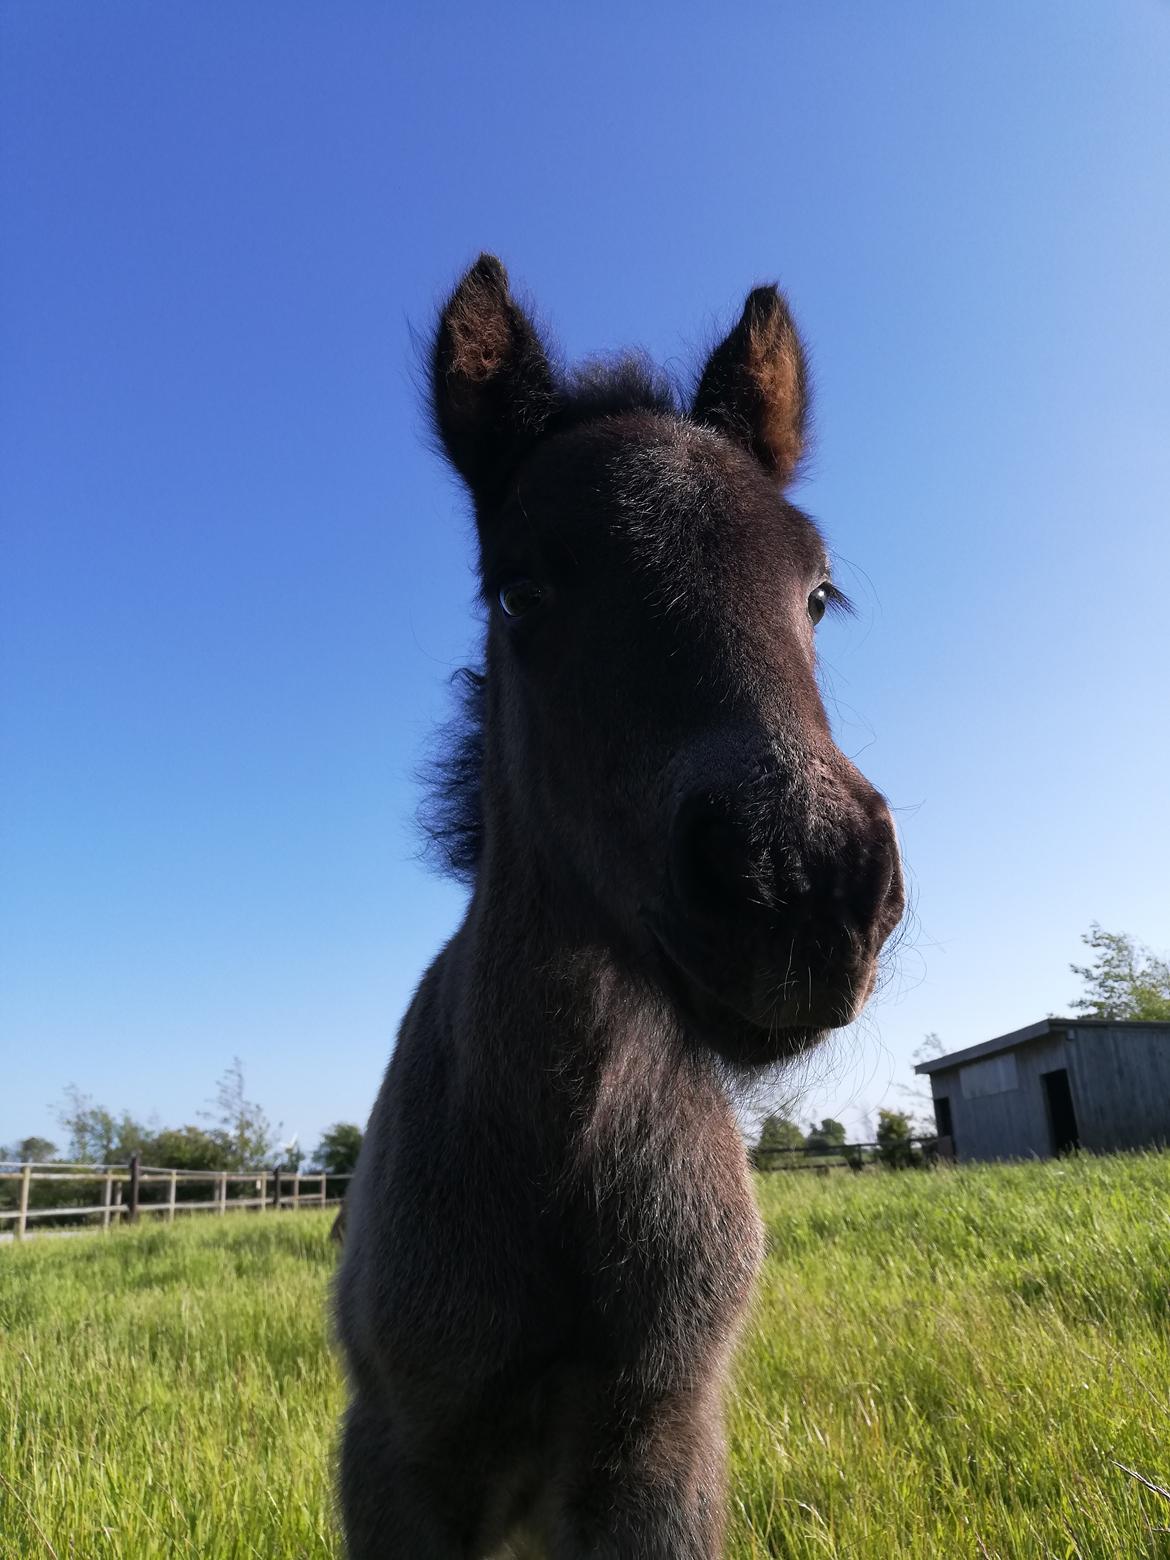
[{"xmin": 1040, "ymin": 1069, "xmax": 1080, "ymax": 1155}]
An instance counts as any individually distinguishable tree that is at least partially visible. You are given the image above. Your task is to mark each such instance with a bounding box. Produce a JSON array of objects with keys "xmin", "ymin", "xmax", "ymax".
[
  {"xmin": 147, "ymin": 1125, "xmax": 226, "ymax": 1172},
  {"xmin": 1069, "ymin": 924, "xmax": 1170, "ymax": 1021},
  {"xmin": 6, "ymin": 1135, "xmax": 57, "ymax": 1164},
  {"xmin": 899, "ymin": 1032, "xmax": 948, "ymax": 1130},
  {"xmin": 752, "ymin": 1115, "xmax": 804, "ymax": 1168},
  {"xmin": 316, "ymin": 1122, "xmax": 364, "ymax": 1176},
  {"xmin": 56, "ymin": 1087, "xmax": 155, "ymax": 1165},
  {"xmin": 201, "ymin": 1059, "xmax": 275, "ymax": 1169},
  {"xmin": 55, "ymin": 1086, "xmax": 121, "ymax": 1164},
  {"xmin": 114, "ymin": 1113, "xmax": 155, "ymax": 1161},
  {"xmin": 133, "ymin": 1125, "xmax": 228, "ymax": 1206},
  {"xmin": 876, "ymin": 1108, "xmax": 915, "ymax": 1168},
  {"xmin": 805, "ymin": 1118, "xmax": 847, "ymax": 1155}
]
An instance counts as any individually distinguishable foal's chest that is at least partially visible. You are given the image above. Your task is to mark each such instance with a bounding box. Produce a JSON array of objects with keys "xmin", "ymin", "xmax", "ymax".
[{"xmin": 569, "ymin": 1093, "xmax": 765, "ymax": 1369}]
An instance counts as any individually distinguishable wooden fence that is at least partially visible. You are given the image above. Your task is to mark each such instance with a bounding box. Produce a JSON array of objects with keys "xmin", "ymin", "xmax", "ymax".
[
  {"xmin": 752, "ymin": 1136, "xmax": 948, "ymax": 1173},
  {"xmin": 3, "ymin": 1134, "xmax": 950, "ymax": 1241},
  {"xmin": 0, "ymin": 1155, "xmax": 352, "ymax": 1242}
]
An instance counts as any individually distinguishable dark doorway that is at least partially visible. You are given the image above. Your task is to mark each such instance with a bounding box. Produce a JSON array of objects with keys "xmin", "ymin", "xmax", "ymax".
[
  {"xmin": 1041, "ymin": 1069, "xmax": 1080, "ymax": 1155},
  {"xmin": 934, "ymin": 1095, "xmax": 954, "ymax": 1143}
]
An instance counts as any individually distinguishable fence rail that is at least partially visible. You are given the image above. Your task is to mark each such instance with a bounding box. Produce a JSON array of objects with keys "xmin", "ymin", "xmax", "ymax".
[
  {"xmin": 0, "ymin": 1156, "xmax": 353, "ymax": 1242},
  {"xmin": 3, "ymin": 1132, "xmax": 951, "ymax": 1242},
  {"xmin": 752, "ymin": 1135, "xmax": 949, "ymax": 1173}
]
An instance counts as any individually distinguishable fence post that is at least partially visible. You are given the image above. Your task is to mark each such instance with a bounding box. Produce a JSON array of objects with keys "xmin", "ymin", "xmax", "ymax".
[
  {"xmin": 320, "ymin": 1173, "xmax": 327, "ymax": 1208},
  {"xmin": 167, "ymin": 1169, "xmax": 178, "ymax": 1223},
  {"xmin": 15, "ymin": 1162, "xmax": 31, "ymax": 1241},
  {"xmin": 218, "ymin": 1171, "xmax": 228, "ymax": 1216},
  {"xmin": 102, "ymin": 1171, "xmax": 114, "ymax": 1230},
  {"xmin": 273, "ymin": 1168, "xmax": 283, "ymax": 1212},
  {"xmin": 127, "ymin": 1153, "xmax": 141, "ymax": 1225},
  {"xmin": 258, "ymin": 1171, "xmax": 268, "ymax": 1212},
  {"xmin": 293, "ymin": 1173, "xmax": 301, "ymax": 1211}
]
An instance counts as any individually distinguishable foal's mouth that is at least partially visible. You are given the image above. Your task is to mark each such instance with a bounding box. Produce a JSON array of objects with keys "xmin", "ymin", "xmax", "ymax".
[{"xmin": 643, "ymin": 918, "xmax": 867, "ymax": 1067}]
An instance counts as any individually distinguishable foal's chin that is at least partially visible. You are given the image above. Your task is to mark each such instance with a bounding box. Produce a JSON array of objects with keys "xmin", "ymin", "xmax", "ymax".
[
  {"xmin": 697, "ymin": 1014, "xmax": 830, "ymax": 1072},
  {"xmin": 652, "ymin": 936, "xmax": 876, "ymax": 1070}
]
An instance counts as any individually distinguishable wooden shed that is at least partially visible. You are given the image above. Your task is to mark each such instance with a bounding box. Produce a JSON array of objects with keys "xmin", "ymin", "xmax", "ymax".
[{"xmin": 915, "ymin": 1018, "xmax": 1170, "ymax": 1163}]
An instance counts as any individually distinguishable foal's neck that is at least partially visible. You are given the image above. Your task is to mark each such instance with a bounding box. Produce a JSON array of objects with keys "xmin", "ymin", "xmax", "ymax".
[{"xmin": 444, "ymin": 826, "xmax": 736, "ymax": 1153}]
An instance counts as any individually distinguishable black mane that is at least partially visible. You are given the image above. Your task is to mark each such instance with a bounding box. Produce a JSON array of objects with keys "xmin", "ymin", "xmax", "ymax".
[
  {"xmin": 419, "ymin": 354, "xmax": 679, "ymax": 886},
  {"xmin": 418, "ymin": 665, "xmax": 486, "ymax": 885}
]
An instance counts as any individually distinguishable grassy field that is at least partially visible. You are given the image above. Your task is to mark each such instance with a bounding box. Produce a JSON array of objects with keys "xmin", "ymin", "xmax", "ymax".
[{"xmin": 2, "ymin": 1156, "xmax": 1169, "ymax": 1558}]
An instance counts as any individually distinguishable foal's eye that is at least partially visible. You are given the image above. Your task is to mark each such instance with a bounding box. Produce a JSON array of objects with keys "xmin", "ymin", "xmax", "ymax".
[
  {"xmin": 498, "ymin": 580, "xmax": 545, "ymax": 620},
  {"xmin": 807, "ymin": 584, "xmax": 831, "ymax": 625}
]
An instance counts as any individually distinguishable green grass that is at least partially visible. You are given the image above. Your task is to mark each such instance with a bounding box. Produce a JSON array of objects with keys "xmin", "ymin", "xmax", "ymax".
[
  {"xmin": 0, "ymin": 1215, "xmax": 342, "ymax": 1559},
  {"xmin": 2, "ymin": 1156, "xmax": 1170, "ymax": 1557}
]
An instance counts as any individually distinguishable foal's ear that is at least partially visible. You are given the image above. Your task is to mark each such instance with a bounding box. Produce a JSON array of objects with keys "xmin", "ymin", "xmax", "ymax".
[
  {"xmin": 431, "ymin": 255, "xmax": 557, "ymax": 497},
  {"xmin": 691, "ymin": 286, "xmax": 810, "ymax": 485}
]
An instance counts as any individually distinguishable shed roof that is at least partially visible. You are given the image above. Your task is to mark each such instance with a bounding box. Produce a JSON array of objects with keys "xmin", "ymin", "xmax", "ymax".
[{"xmin": 913, "ymin": 1018, "xmax": 1170, "ymax": 1075}]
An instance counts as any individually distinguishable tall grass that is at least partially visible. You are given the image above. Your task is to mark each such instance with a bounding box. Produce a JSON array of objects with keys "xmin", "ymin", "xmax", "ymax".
[
  {"xmin": 2, "ymin": 1155, "xmax": 1169, "ymax": 1557},
  {"xmin": 732, "ymin": 1155, "xmax": 1170, "ymax": 1558},
  {"xmin": 0, "ymin": 1216, "xmax": 342, "ymax": 1559}
]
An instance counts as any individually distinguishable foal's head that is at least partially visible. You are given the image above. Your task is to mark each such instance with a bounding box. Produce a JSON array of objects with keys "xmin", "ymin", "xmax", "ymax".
[{"xmin": 428, "ymin": 256, "xmax": 904, "ymax": 1067}]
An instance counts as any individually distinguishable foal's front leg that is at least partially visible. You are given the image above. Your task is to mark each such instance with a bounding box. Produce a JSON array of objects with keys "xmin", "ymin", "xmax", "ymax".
[
  {"xmin": 340, "ymin": 1398, "xmax": 473, "ymax": 1559},
  {"xmin": 545, "ymin": 1382, "xmax": 729, "ymax": 1560}
]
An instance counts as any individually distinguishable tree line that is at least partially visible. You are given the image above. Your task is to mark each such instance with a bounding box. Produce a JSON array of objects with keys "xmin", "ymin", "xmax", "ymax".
[
  {"xmin": 7, "ymin": 923, "xmax": 1165, "ymax": 1189},
  {"xmin": 752, "ymin": 1109, "xmax": 921, "ymax": 1169},
  {"xmin": 3, "ymin": 1057, "xmax": 364, "ymax": 1177}
]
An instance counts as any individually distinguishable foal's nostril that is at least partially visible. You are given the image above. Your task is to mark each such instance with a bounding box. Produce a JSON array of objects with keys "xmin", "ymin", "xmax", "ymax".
[
  {"xmin": 672, "ymin": 798, "xmax": 757, "ymax": 914},
  {"xmin": 848, "ymin": 840, "xmax": 895, "ymax": 926},
  {"xmin": 670, "ymin": 779, "xmax": 904, "ymax": 944}
]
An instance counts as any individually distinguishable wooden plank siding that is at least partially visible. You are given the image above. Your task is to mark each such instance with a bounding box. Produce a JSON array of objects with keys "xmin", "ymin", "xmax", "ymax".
[{"xmin": 1065, "ymin": 1024, "xmax": 1170, "ymax": 1152}]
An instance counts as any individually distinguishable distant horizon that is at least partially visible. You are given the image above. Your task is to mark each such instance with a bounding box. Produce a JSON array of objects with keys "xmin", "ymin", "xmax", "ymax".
[{"xmin": 6, "ymin": 934, "xmax": 1167, "ymax": 1159}]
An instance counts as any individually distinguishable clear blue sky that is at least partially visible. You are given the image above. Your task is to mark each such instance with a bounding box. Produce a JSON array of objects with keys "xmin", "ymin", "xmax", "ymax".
[{"xmin": 3, "ymin": 2, "xmax": 1168, "ymax": 1154}]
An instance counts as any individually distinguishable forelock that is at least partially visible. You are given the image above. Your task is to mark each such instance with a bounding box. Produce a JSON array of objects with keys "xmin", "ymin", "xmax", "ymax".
[{"xmin": 550, "ymin": 353, "xmax": 680, "ymax": 432}]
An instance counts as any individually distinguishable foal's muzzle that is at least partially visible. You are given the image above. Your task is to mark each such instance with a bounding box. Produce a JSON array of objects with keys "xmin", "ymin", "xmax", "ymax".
[{"xmin": 654, "ymin": 757, "xmax": 904, "ymax": 1056}]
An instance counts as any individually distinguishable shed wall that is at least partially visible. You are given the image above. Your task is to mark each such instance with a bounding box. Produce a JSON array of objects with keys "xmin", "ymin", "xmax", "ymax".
[
  {"xmin": 929, "ymin": 1035, "xmax": 1069, "ymax": 1162},
  {"xmin": 1066, "ymin": 1025, "xmax": 1170, "ymax": 1151}
]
